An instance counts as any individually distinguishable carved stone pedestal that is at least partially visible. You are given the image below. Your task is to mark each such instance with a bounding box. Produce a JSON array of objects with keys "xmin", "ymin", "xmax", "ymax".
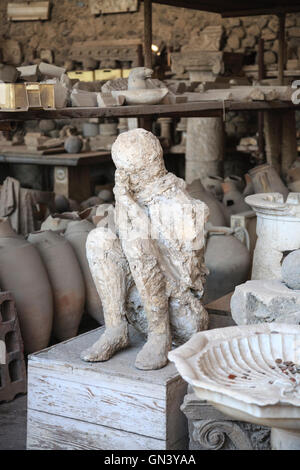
[{"xmin": 181, "ymin": 390, "xmax": 271, "ymax": 450}]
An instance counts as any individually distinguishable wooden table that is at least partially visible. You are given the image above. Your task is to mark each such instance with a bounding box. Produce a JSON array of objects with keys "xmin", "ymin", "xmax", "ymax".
[{"xmin": 0, "ymin": 149, "xmax": 111, "ymax": 201}]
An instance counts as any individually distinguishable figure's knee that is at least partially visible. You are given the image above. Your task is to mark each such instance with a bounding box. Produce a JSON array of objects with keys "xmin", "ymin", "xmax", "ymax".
[{"xmin": 86, "ymin": 227, "xmax": 121, "ymax": 262}]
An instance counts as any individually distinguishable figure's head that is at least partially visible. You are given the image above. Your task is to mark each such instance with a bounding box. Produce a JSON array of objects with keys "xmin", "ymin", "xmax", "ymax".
[{"xmin": 111, "ymin": 128, "xmax": 166, "ymax": 178}]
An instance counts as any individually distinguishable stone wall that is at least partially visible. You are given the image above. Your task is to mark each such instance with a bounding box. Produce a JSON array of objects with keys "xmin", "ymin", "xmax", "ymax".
[{"xmin": 1, "ymin": 1, "xmax": 300, "ymax": 67}]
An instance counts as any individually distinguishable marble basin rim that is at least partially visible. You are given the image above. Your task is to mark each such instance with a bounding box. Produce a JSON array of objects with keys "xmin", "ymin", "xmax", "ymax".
[{"xmin": 168, "ymin": 323, "xmax": 300, "ymax": 430}]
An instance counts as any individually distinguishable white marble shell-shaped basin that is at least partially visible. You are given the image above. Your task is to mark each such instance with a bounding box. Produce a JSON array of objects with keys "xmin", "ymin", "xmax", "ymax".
[
  {"xmin": 112, "ymin": 88, "xmax": 168, "ymax": 105},
  {"xmin": 169, "ymin": 323, "xmax": 300, "ymax": 448}
]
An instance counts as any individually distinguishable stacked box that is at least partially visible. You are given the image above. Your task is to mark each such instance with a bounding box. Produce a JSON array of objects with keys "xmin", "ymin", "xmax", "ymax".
[{"xmin": 0, "ymin": 291, "xmax": 27, "ymax": 403}]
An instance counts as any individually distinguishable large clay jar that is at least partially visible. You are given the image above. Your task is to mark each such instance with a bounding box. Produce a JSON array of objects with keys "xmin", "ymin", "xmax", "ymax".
[
  {"xmin": 28, "ymin": 230, "xmax": 85, "ymax": 341},
  {"xmin": 203, "ymin": 230, "xmax": 251, "ymax": 304},
  {"xmin": 222, "ymin": 180, "xmax": 250, "ymax": 216},
  {"xmin": 65, "ymin": 220, "xmax": 103, "ymax": 323},
  {"xmin": 187, "ymin": 179, "xmax": 229, "ymax": 226},
  {"xmin": 0, "ymin": 218, "xmax": 53, "ymax": 353}
]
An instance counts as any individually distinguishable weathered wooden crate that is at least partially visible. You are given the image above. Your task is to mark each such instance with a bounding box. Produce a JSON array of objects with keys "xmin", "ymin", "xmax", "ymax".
[{"xmin": 27, "ymin": 326, "xmax": 188, "ymax": 450}]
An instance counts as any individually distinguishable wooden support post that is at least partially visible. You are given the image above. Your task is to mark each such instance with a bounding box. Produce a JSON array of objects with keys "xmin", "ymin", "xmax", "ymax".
[
  {"xmin": 144, "ymin": 0, "xmax": 152, "ymax": 69},
  {"xmin": 54, "ymin": 166, "xmax": 91, "ymax": 202},
  {"xmin": 258, "ymin": 38, "xmax": 264, "ymax": 160},
  {"xmin": 278, "ymin": 13, "xmax": 286, "ymax": 85},
  {"xmin": 141, "ymin": 0, "xmax": 153, "ymax": 131}
]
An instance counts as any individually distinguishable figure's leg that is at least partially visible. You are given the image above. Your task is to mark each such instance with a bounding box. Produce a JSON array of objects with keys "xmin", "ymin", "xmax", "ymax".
[
  {"xmin": 122, "ymin": 238, "xmax": 172, "ymax": 370},
  {"xmin": 81, "ymin": 227, "xmax": 131, "ymax": 362},
  {"xmin": 169, "ymin": 290, "xmax": 208, "ymax": 345}
]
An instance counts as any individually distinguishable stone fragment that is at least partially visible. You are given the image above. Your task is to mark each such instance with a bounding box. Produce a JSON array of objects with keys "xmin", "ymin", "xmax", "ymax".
[
  {"xmin": 97, "ymin": 92, "xmax": 125, "ymax": 107},
  {"xmin": 231, "ymin": 26, "xmax": 245, "ymax": 39},
  {"xmin": 39, "ymin": 49, "xmax": 53, "ymax": 64},
  {"xmin": 0, "ymin": 64, "xmax": 20, "ymax": 83},
  {"xmin": 242, "ymin": 35, "xmax": 256, "ymax": 49},
  {"xmin": 246, "ymin": 24, "xmax": 260, "ymax": 38},
  {"xmin": 17, "ymin": 64, "xmax": 40, "ymax": 81},
  {"xmin": 231, "ymin": 280, "xmax": 300, "ymax": 325},
  {"xmin": 262, "ymin": 28, "xmax": 277, "ymax": 41},
  {"xmin": 268, "ymin": 17, "xmax": 279, "ymax": 33},
  {"xmin": 289, "ymin": 27, "xmax": 300, "ymax": 38},
  {"xmin": 227, "ymin": 34, "xmax": 240, "ymax": 50},
  {"xmin": 264, "ymin": 50, "xmax": 277, "ymax": 64}
]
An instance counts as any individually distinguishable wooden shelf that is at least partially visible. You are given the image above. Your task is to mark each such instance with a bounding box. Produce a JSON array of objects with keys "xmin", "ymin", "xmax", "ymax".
[{"xmin": 0, "ymin": 100, "xmax": 299, "ymax": 122}]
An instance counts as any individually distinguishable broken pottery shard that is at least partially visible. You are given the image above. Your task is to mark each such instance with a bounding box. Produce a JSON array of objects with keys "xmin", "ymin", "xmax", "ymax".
[
  {"xmin": 97, "ymin": 92, "xmax": 125, "ymax": 107},
  {"xmin": 17, "ymin": 64, "xmax": 40, "ymax": 82},
  {"xmin": 71, "ymin": 89, "xmax": 98, "ymax": 107},
  {"xmin": 38, "ymin": 62, "xmax": 66, "ymax": 79},
  {"xmin": 231, "ymin": 279, "xmax": 300, "ymax": 325},
  {"xmin": 81, "ymin": 129, "xmax": 209, "ymax": 370},
  {"xmin": 101, "ymin": 77, "xmax": 128, "ymax": 93}
]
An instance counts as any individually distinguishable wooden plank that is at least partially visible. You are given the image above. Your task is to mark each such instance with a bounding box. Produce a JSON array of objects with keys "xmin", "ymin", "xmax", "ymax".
[
  {"xmin": 27, "ymin": 409, "xmax": 167, "ymax": 450},
  {"xmin": 0, "ymin": 100, "xmax": 299, "ymax": 122},
  {"xmin": 27, "ymin": 327, "xmax": 188, "ymax": 444},
  {"xmin": 143, "ymin": 1, "xmax": 300, "ymax": 16},
  {"xmin": 7, "ymin": 1, "xmax": 50, "ymax": 21},
  {"xmin": 28, "ymin": 367, "xmax": 167, "ymax": 440},
  {"xmin": 0, "ymin": 150, "xmax": 111, "ymax": 166}
]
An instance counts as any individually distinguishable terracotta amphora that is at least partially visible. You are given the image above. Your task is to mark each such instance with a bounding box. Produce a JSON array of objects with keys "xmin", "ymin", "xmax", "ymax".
[
  {"xmin": 65, "ymin": 220, "xmax": 103, "ymax": 323},
  {"xmin": 28, "ymin": 230, "xmax": 85, "ymax": 341},
  {"xmin": 0, "ymin": 218, "xmax": 53, "ymax": 353}
]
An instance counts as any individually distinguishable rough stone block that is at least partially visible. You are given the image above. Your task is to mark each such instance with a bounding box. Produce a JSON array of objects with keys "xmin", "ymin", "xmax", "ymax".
[{"xmin": 231, "ymin": 279, "xmax": 300, "ymax": 325}]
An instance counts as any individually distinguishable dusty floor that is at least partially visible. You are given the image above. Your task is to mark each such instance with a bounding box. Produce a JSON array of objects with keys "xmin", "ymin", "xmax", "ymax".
[{"xmin": 0, "ymin": 394, "xmax": 27, "ymax": 450}]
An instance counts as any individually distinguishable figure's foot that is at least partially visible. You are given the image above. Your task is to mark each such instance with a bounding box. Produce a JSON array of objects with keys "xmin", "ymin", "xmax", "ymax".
[
  {"xmin": 80, "ymin": 323, "xmax": 129, "ymax": 362},
  {"xmin": 135, "ymin": 333, "xmax": 171, "ymax": 370}
]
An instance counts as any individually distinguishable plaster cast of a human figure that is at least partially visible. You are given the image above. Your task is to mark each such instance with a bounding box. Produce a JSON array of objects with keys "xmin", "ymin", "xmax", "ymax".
[{"xmin": 81, "ymin": 128, "xmax": 209, "ymax": 370}]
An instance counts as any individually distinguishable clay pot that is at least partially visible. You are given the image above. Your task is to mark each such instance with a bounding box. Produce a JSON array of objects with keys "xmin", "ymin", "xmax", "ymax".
[
  {"xmin": 187, "ymin": 179, "xmax": 229, "ymax": 226},
  {"xmin": 65, "ymin": 220, "xmax": 103, "ymax": 323},
  {"xmin": 203, "ymin": 231, "xmax": 251, "ymax": 304},
  {"xmin": 286, "ymin": 165, "xmax": 300, "ymax": 192},
  {"xmin": 64, "ymin": 135, "xmax": 83, "ymax": 154},
  {"xmin": 41, "ymin": 215, "xmax": 72, "ymax": 232},
  {"xmin": 224, "ymin": 175, "xmax": 245, "ymax": 193},
  {"xmin": 243, "ymin": 173, "xmax": 254, "ymax": 197},
  {"xmin": 249, "ymin": 164, "xmax": 289, "ymax": 199},
  {"xmin": 202, "ymin": 175, "xmax": 224, "ymax": 201},
  {"xmin": 54, "ymin": 194, "xmax": 70, "ymax": 213},
  {"xmin": 222, "ymin": 181, "xmax": 249, "ymax": 216},
  {"xmin": 80, "ymin": 196, "xmax": 103, "ymax": 211},
  {"xmin": 0, "ymin": 218, "xmax": 53, "ymax": 353},
  {"xmin": 28, "ymin": 231, "xmax": 85, "ymax": 341},
  {"xmin": 97, "ymin": 189, "xmax": 114, "ymax": 203},
  {"xmin": 82, "ymin": 122, "xmax": 99, "ymax": 138}
]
